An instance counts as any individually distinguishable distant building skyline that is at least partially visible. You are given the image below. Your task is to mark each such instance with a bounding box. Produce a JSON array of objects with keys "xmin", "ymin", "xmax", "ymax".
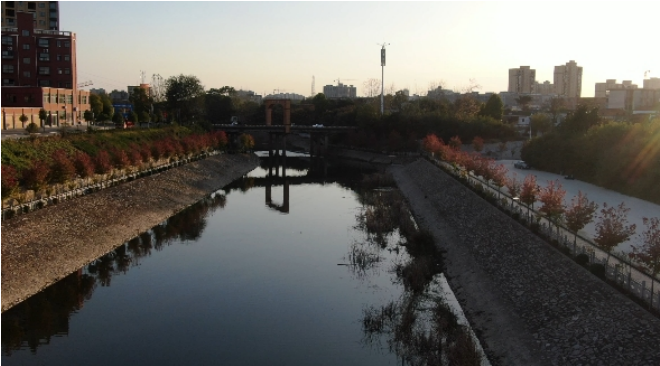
[
  {"xmin": 554, "ymin": 60, "xmax": 583, "ymax": 98},
  {"xmin": 508, "ymin": 66, "xmax": 536, "ymax": 94}
]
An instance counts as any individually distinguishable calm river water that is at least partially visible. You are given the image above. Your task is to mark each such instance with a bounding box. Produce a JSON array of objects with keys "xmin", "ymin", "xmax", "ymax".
[{"xmin": 2, "ymin": 152, "xmax": 415, "ymax": 365}]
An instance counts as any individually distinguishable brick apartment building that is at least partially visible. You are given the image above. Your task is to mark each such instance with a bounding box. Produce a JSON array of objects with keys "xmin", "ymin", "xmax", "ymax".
[{"xmin": 1, "ymin": 10, "xmax": 89, "ymax": 129}]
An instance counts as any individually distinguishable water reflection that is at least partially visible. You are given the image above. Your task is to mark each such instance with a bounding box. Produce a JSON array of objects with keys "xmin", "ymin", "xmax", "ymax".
[{"xmin": 1, "ymin": 192, "xmax": 228, "ymax": 355}]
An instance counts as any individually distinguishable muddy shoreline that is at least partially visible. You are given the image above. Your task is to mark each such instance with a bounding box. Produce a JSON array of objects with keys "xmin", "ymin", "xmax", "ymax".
[{"xmin": 1, "ymin": 153, "xmax": 260, "ymax": 312}]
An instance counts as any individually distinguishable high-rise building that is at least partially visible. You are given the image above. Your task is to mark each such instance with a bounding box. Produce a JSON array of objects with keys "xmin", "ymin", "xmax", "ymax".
[
  {"xmin": 1, "ymin": 1, "xmax": 59, "ymax": 30},
  {"xmin": 594, "ymin": 79, "xmax": 637, "ymax": 98},
  {"xmin": 554, "ymin": 60, "xmax": 583, "ymax": 98},
  {"xmin": 508, "ymin": 66, "xmax": 536, "ymax": 94},
  {"xmin": 1, "ymin": 11, "xmax": 89, "ymax": 129},
  {"xmin": 532, "ymin": 80, "xmax": 555, "ymax": 95},
  {"xmin": 1, "ymin": 12, "xmax": 75, "ymax": 88},
  {"xmin": 643, "ymin": 77, "xmax": 660, "ymax": 90},
  {"xmin": 323, "ymin": 82, "xmax": 357, "ymax": 99}
]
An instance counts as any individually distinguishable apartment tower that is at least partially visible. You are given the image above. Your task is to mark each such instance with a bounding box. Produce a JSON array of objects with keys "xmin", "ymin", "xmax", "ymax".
[
  {"xmin": 508, "ymin": 66, "xmax": 536, "ymax": 94},
  {"xmin": 554, "ymin": 60, "xmax": 583, "ymax": 98}
]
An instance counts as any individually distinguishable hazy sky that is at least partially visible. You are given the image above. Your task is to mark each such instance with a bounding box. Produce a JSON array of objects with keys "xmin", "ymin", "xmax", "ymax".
[{"xmin": 62, "ymin": 1, "xmax": 659, "ymax": 98}]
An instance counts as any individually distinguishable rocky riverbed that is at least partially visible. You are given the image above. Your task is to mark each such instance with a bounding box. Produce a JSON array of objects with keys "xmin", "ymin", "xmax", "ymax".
[
  {"xmin": 1, "ymin": 153, "xmax": 260, "ymax": 312},
  {"xmin": 390, "ymin": 158, "xmax": 660, "ymax": 366}
]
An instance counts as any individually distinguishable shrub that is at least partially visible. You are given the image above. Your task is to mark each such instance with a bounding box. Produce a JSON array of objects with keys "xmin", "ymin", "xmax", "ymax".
[
  {"xmin": 128, "ymin": 145, "xmax": 143, "ymax": 166},
  {"xmin": 575, "ymin": 253, "xmax": 589, "ymax": 266},
  {"xmin": 139, "ymin": 145, "xmax": 152, "ymax": 163},
  {"xmin": 73, "ymin": 151, "xmax": 95, "ymax": 178},
  {"xmin": 22, "ymin": 160, "xmax": 50, "ymax": 190},
  {"xmin": 50, "ymin": 149, "xmax": 76, "ymax": 183},
  {"xmin": 25, "ymin": 122, "xmax": 40, "ymax": 134},
  {"xmin": 94, "ymin": 150, "xmax": 113, "ymax": 174},
  {"xmin": 1, "ymin": 165, "xmax": 19, "ymax": 197},
  {"xmin": 111, "ymin": 148, "xmax": 131, "ymax": 169},
  {"xmin": 589, "ymin": 263, "xmax": 606, "ymax": 279}
]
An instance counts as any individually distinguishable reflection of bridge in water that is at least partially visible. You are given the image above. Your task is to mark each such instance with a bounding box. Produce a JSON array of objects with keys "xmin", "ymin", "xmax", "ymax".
[{"xmin": 222, "ymin": 152, "xmax": 333, "ymax": 214}]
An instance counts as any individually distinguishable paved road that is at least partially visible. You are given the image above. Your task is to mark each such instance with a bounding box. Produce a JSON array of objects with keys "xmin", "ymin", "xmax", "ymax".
[{"xmin": 499, "ymin": 159, "xmax": 660, "ymax": 254}]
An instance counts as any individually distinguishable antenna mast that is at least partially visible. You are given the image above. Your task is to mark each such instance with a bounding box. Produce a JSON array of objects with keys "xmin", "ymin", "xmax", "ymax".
[{"xmin": 377, "ymin": 42, "xmax": 390, "ymax": 115}]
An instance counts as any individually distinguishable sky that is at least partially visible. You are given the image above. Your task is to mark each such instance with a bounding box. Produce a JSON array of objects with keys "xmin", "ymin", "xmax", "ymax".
[{"xmin": 61, "ymin": 1, "xmax": 660, "ymax": 98}]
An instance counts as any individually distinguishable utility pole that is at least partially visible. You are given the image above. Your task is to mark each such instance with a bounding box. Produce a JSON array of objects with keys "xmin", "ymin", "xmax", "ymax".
[{"xmin": 378, "ymin": 42, "xmax": 389, "ymax": 115}]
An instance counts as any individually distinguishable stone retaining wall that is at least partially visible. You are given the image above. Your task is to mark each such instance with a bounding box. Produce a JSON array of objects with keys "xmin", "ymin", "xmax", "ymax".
[
  {"xmin": 1, "ymin": 153, "xmax": 260, "ymax": 312},
  {"xmin": 390, "ymin": 158, "xmax": 660, "ymax": 366}
]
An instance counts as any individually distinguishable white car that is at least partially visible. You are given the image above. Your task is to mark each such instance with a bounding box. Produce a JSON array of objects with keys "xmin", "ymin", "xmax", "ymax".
[{"xmin": 514, "ymin": 161, "xmax": 530, "ymax": 169}]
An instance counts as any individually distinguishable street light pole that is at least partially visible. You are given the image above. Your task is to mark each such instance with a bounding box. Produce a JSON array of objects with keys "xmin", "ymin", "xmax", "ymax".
[{"xmin": 378, "ymin": 42, "xmax": 389, "ymax": 115}]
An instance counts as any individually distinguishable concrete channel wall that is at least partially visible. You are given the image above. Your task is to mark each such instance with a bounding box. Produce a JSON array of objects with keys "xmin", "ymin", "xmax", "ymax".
[
  {"xmin": 390, "ymin": 158, "xmax": 660, "ymax": 366},
  {"xmin": 1, "ymin": 153, "xmax": 260, "ymax": 312}
]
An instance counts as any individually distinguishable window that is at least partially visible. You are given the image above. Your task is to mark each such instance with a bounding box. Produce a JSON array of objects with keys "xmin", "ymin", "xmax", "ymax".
[
  {"xmin": 6, "ymin": 2, "xmax": 15, "ymax": 8},
  {"xmin": 3, "ymin": 79, "xmax": 16, "ymax": 86},
  {"xmin": 66, "ymin": 95, "xmax": 73, "ymax": 104},
  {"xmin": 23, "ymin": 57, "xmax": 30, "ymax": 64},
  {"xmin": 49, "ymin": 21, "xmax": 57, "ymax": 28},
  {"xmin": 39, "ymin": 2, "xmax": 45, "ymax": 8},
  {"xmin": 38, "ymin": 66, "xmax": 50, "ymax": 75},
  {"xmin": 22, "ymin": 43, "xmax": 30, "ymax": 50},
  {"xmin": 23, "ymin": 71, "xmax": 30, "ymax": 77},
  {"xmin": 28, "ymin": 2, "xmax": 36, "ymax": 10},
  {"xmin": 39, "ymin": 79, "xmax": 50, "ymax": 87},
  {"xmin": 2, "ymin": 50, "xmax": 14, "ymax": 58},
  {"xmin": 38, "ymin": 38, "xmax": 48, "ymax": 47},
  {"xmin": 56, "ymin": 40, "xmax": 61, "ymax": 47},
  {"xmin": 2, "ymin": 65, "xmax": 14, "ymax": 73},
  {"xmin": 39, "ymin": 20, "xmax": 45, "ymax": 25},
  {"xmin": 56, "ymin": 54, "xmax": 61, "ymax": 61},
  {"xmin": 24, "ymin": 94, "xmax": 34, "ymax": 102},
  {"xmin": 64, "ymin": 68, "xmax": 70, "ymax": 75},
  {"xmin": 39, "ymin": 11, "xmax": 45, "ymax": 17},
  {"xmin": 38, "ymin": 53, "xmax": 49, "ymax": 61},
  {"xmin": 50, "ymin": 2, "xmax": 57, "ymax": 9},
  {"xmin": 6, "ymin": 9, "xmax": 15, "ymax": 17},
  {"xmin": 57, "ymin": 68, "xmax": 62, "ymax": 74},
  {"xmin": 59, "ymin": 94, "xmax": 65, "ymax": 103},
  {"xmin": 64, "ymin": 55, "xmax": 70, "ymax": 61},
  {"xmin": 64, "ymin": 41, "xmax": 70, "ymax": 47},
  {"xmin": 7, "ymin": 18, "xmax": 15, "ymax": 25},
  {"xmin": 21, "ymin": 30, "xmax": 29, "ymax": 36},
  {"xmin": 1, "ymin": 36, "xmax": 11, "ymax": 45}
]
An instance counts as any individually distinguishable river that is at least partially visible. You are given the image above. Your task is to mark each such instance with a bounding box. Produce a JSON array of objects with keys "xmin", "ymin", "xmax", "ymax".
[{"xmin": 3, "ymin": 151, "xmax": 446, "ymax": 365}]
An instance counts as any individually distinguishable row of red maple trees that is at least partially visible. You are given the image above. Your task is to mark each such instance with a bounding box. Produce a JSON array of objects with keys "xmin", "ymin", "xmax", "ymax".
[
  {"xmin": 422, "ymin": 133, "xmax": 660, "ymax": 282},
  {"xmin": 1, "ymin": 131, "xmax": 231, "ymax": 194}
]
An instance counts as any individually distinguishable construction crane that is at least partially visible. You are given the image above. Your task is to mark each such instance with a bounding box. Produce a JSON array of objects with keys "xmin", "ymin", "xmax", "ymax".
[{"xmin": 77, "ymin": 80, "xmax": 93, "ymax": 88}]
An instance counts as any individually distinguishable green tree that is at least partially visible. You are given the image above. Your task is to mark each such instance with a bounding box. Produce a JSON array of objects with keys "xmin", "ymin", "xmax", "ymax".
[
  {"xmin": 205, "ymin": 89, "xmax": 234, "ymax": 124},
  {"xmin": 515, "ymin": 95, "xmax": 533, "ymax": 114},
  {"xmin": 480, "ymin": 94, "xmax": 504, "ymax": 120},
  {"xmin": 89, "ymin": 93, "xmax": 103, "ymax": 117},
  {"xmin": 112, "ymin": 111, "xmax": 124, "ymax": 125},
  {"xmin": 312, "ymin": 93, "xmax": 328, "ymax": 116},
  {"xmin": 38, "ymin": 108, "xmax": 47, "ymax": 128},
  {"xmin": 530, "ymin": 114, "xmax": 553, "ymax": 136},
  {"xmin": 166, "ymin": 74, "xmax": 205, "ymax": 124},
  {"xmin": 129, "ymin": 87, "xmax": 152, "ymax": 118},
  {"xmin": 83, "ymin": 110, "xmax": 94, "ymax": 124},
  {"xmin": 128, "ymin": 110, "xmax": 138, "ymax": 124},
  {"xmin": 559, "ymin": 104, "xmax": 600, "ymax": 136}
]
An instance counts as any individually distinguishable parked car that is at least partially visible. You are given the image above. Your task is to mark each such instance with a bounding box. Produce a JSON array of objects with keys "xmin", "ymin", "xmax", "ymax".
[
  {"xmin": 514, "ymin": 161, "xmax": 530, "ymax": 169},
  {"xmin": 564, "ymin": 174, "xmax": 575, "ymax": 180}
]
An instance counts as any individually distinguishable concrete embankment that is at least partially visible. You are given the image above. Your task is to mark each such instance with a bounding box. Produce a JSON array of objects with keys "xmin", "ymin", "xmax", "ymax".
[
  {"xmin": 1, "ymin": 153, "xmax": 260, "ymax": 312},
  {"xmin": 390, "ymin": 158, "xmax": 660, "ymax": 366}
]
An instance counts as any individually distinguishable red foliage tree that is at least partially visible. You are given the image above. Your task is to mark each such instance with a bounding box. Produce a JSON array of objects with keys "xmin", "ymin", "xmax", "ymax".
[
  {"xmin": 422, "ymin": 134, "xmax": 442, "ymax": 154},
  {"xmin": 472, "ymin": 136, "xmax": 484, "ymax": 152},
  {"xmin": 111, "ymin": 148, "xmax": 131, "ymax": 170},
  {"xmin": 139, "ymin": 145, "xmax": 152, "ymax": 163},
  {"xmin": 490, "ymin": 163, "xmax": 508, "ymax": 198},
  {"xmin": 128, "ymin": 145, "xmax": 143, "ymax": 166},
  {"xmin": 1, "ymin": 165, "xmax": 19, "ymax": 197},
  {"xmin": 564, "ymin": 191, "xmax": 598, "ymax": 247},
  {"xmin": 594, "ymin": 202, "xmax": 637, "ymax": 263},
  {"xmin": 630, "ymin": 217, "xmax": 660, "ymax": 308},
  {"xmin": 520, "ymin": 174, "xmax": 538, "ymax": 222},
  {"xmin": 94, "ymin": 150, "xmax": 113, "ymax": 174},
  {"xmin": 538, "ymin": 180, "xmax": 566, "ymax": 236},
  {"xmin": 22, "ymin": 160, "xmax": 50, "ymax": 190},
  {"xmin": 73, "ymin": 151, "xmax": 95, "ymax": 178},
  {"xmin": 49, "ymin": 149, "xmax": 76, "ymax": 183},
  {"xmin": 448, "ymin": 136, "xmax": 462, "ymax": 151}
]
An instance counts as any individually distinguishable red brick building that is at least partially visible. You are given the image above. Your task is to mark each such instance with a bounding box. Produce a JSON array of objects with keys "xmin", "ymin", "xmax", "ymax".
[{"xmin": 2, "ymin": 11, "xmax": 89, "ymax": 129}]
